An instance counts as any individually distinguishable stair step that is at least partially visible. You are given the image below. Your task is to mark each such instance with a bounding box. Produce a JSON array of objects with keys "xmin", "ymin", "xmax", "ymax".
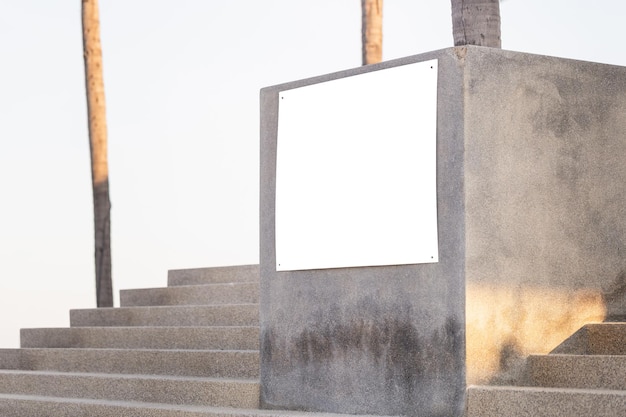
[
  {"xmin": 0, "ymin": 348, "xmax": 259, "ymax": 378},
  {"xmin": 0, "ymin": 393, "xmax": 380, "ymax": 417},
  {"xmin": 70, "ymin": 304, "xmax": 259, "ymax": 327},
  {"xmin": 21, "ymin": 326, "xmax": 259, "ymax": 350},
  {"xmin": 551, "ymin": 323, "xmax": 626, "ymax": 355},
  {"xmin": 0, "ymin": 370, "xmax": 259, "ymax": 408},
  {"xmin": 168, "ymin": 265, "xmax": 259, "ymax": 286},
  {"xmin": 466, "ymin": 385, "xmax": 626, "ymax": 417},
  {"xmin": 120, "ymin": 283, "xmax": 259, "ymax": 307},
  {"xmin": 525, "ymin": 354, "xmax": 626, "ymax": 390}
]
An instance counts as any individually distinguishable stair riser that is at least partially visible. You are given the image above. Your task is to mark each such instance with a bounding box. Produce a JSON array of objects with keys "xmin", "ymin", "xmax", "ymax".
[
  {"xmin": 0, "ymin": 349, "xmax": 259, "ymax": 378},
  {"xmin": 0, "ymin": 373, "xmax": 259, "ymax": 408},
  {"xmin": 168, "ymin": 265, "xmax": 260, "ymax": 286},
  {"xmin": 70, "ymin": 305, "xmax": 259, "ymax": 327},
  {"xmin": 466, "ymin": 386, "xmax": 626, "ymax": 417},
  {"xmin": 0, "ymin": 396, "xmax": 239, "ymax": 417},
  {"xmin": 21, "ymin": 327, "xmax": 260, "ymax": 350},
  {"xmin": 551, "ymin": 324, "xmax": 626, "ymax": 355},
  {"xmin": 586, "ymin": 324, "xmax": 626, "ymax": 354},
  {"xmin": 526, "ymin": 355, "xmax": 626, "ymax": 390},
  {"xmin": 120, "ymin": 284, "xmax": 259, "ymax": 307},
  {"xmin": 0, "ymin": 394, "xmax": 379, "ymax": 417}
]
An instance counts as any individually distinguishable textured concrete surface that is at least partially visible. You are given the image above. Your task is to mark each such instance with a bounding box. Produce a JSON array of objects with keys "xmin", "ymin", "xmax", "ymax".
[
  {"xmin": 21, "ymin": 326, "xmax": 260, "ymax": 350},
  {"xmin": 461, "ymin": 47, "xmax": 626, "ymax": 383},
  {"xmin": 466, "ymin": 385, "xmax": 626, "ymax": 417},
  {"xmin": 260, "ymin": 45, "xmax": 626, "ymax": 415},
  {"xmin": 2, "ymin": 264, "xmax": 389, "ymax": 417},
  {"xmin": 0, "ymin": 370, "xmax": 259, "ymax": 408},
  {"xmin": 121, "ymin": 283, "xmax": 260, "ymax": 307},
  {"xmin": 70, "ymin": 304, "xmax": 259, "ymax": 327},
  {"xmin": 168, "ymin": 265, "xmax": 260, "ymax": 286},
  {"xmin": 524, "ymin": 354, "xmax": 626, "ymax": 390},
  {"xmin": 0, "ymin": 394, "xmax": 389, "ymax": 417},
  {"xmin": 0, "ymin": 348, "xmax": 259, "ymax": 378},
  {"xmin": 260, "ymin": 49, "xmax": 465, "ymax": 417},
  {"xmin": 551, "ymin": 323, "xmax": 626, "ymax": 355}
]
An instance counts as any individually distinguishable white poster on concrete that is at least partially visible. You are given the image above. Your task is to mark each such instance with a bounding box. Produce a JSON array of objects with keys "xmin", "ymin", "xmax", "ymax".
[{"xmin": 275, "ymin": 59, "xmax": 439, "ymax": 271}]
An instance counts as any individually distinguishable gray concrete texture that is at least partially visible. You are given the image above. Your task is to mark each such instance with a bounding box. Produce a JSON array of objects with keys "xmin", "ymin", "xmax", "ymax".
[
  {"xmin": 168, "ymin": 265, "xmax": 260, "ymax": 286},
  {"xmin": 551, "ymin": 323, "xmax": 626, "ymax": 355},
  {"xmin": 465, "ymin": 385, "xmax": 626, "ymax": 417},
  {"xmin": 21, "ymin": 326, "xmax": 260, "ymax": 350},
  {"xmin": 120, "ymin": 283, "xmax": 259, "ymax": 307},
  {"xmin": 0, "ymin": 348, "xmax": 258, "ymax": 378},
  {"xmin": 260, "ymin": 48, "xmax": 466, "ymax": 417},
  {"xmin": 0, "ymin": 370, "xmax": 260, "ymax": 408},
  {"xmin": 70, "ymin": 304, "xmax": 259, "ymax": 327},
  {"xmin": 524, "ymin": 353, "xmax": 626, "ymax": 390},
  {"xmin": 260, "ymin": 46, "xmax": 626, "ymax": 416},
  {"xmin": 0, "ymin": 394, "xmax": 392, "ymax": 417}
]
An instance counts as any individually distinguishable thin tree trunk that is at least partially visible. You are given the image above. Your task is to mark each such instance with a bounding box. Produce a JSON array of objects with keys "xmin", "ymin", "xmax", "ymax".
[
  {"xmin": 451, "ymin": 0, "xmax": 501, "ymax": 48},
  {"xmin": 82, "ymin": 0, "xmax": 113, "ymax": 307},
  {"xmin": 361, "ymin": 0, "xmax": 383, "ymax": 65}
]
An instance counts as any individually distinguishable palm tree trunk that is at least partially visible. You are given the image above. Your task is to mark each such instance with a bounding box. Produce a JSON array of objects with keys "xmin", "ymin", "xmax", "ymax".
[
  {"xmin": 451, "ymin": 0, "xmax": 501, "ymax": 48},
  {"xmin": 82, "ymin": 0, "xmax": 113, "ymax": 308},
  {"xmin": 361, "ymin": 0, "xmax": 383, "ymax": 65}
]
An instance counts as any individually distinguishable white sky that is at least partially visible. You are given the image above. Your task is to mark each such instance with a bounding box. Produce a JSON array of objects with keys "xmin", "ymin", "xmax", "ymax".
[{"xmin": 1, "ymin": 0, "xmax": 625, "ymax": 348}]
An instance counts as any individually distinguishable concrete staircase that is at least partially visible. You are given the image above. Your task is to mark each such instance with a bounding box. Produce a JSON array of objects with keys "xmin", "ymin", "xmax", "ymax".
[
  {"xmin": 0, "ymin": 265, "xmax": 366, "ymax": 417},
  {"xmin": 466, "ymin": 322, "xmax": 626, "ymax": 417}
]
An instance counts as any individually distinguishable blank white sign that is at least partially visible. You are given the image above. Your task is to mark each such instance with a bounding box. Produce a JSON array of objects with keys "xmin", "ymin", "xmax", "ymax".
[{"xmin": 275, "ymin": 59, "xmax": 439, "ymax": 271}]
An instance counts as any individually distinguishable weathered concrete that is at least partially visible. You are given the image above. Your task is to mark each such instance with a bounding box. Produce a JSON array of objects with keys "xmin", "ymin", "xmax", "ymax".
[
  {"xmin": 260, "ymin": 46, "xmax": 626, "ymax": 415},
  {"xmin": 460, "ymin": 47, "xmax": 626, "ymax": 384},
  {"xmin": 551, "ymin": 323, "xmax": 626, "ymax": 355},
  {"xmin": 260, "ymin": 48, "xmax": 466, "ymax": 417}
]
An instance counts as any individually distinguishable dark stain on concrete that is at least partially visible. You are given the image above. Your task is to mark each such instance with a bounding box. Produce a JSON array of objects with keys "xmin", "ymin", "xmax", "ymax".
[{"xmin": 262, "ymin": 304, "xmax": 464, "ymax": 416}]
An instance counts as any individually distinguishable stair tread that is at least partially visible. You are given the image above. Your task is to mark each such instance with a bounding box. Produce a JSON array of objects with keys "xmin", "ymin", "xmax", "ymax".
[
  {"xmin": 168, "ymin": 265, "xmax": 260, "ymax": 287},
  {"xmin": 469, "ymin": 384, "xmax": 626, "ymax": 395},
  {"xmin": 0, "ymin": 369, "xmax": 258, "ymax": 383},
  {"xmin": 120, "ymin": 283, "xmax": 260, "ymax": 307},
  {"xmin": 0, "ymin": 393, "xmax": 381, "ymax": 416}
]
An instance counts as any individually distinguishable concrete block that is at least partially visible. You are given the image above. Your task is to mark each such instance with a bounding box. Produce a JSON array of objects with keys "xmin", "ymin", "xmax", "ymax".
[
  {"xmin": 120, "ymin": 283, "xmax": 259, "ymax": 307},
  {"xmin": 261, "ymin": 45, "xmax": 626, "ymax": 416},
  {"xmin": 168, "ymin": 265, "xmax": 260, "ymax": 286},
  {"xmin": 21, "ymin": 326, "xmax": 260, "ymax": 350},
  {"xmin": 70, "ymin": 305, "xmax": 258, "ymax": 327}
]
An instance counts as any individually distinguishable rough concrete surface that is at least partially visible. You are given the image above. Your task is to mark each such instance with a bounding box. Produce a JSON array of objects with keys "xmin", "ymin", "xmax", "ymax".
[{"xmin": 260, "ymin": 46, "xmax": 626, "ymax": 416}]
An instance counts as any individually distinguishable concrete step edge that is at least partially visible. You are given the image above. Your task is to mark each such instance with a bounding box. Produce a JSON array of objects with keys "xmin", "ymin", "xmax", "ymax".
[
  {"xmin": 0, "ymin": 393, "xmax": 386, "ymax": 417},
  {"xmin": 0, "ymin": 370, "xmax": 260, "ymax": 408},
  {"xmin": 466, "ymin": 385, "xmax": 626, "ymax": 417},
  {"xmin": 120, "ymin": 283, "xmax": 260, "ymax": 307},
  {"xmin": 70, "ymin": 304, "xmax": 260, "ymax": 327},
  {"xmin": 168, "ymin": 265, "xmax": 260, "ymax": 287},
  {"xmin": 468, "ymin": 384, "xmax": 626, "ymax": 395},
  {"xmin": 0, "ymin": 369, "xmax": 259, "ymax": 383},
  {"xmin": 0, "ymin": 348, "xmax": 260, "ymax": 377}
]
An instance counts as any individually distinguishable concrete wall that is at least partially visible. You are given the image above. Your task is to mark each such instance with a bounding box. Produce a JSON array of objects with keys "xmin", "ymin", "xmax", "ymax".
[
  {"xmin": 259, "ymin": 46, "xmax": 626, "ymax": 415},
  {"xmin": 462, "ymin": 47, "xmax": 626, "ymax": 383},
  {"xmin": 260, "ymin": 49, "xmax": 466, "ymax": 417}
]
